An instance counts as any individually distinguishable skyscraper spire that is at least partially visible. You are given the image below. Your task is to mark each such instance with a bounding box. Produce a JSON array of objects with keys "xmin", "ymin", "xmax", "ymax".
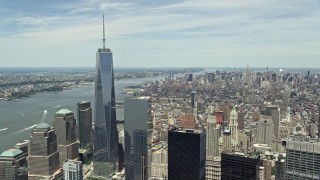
[{"xmin": 103, "ymin": 14, "xmax": 106, "ymax": 49}]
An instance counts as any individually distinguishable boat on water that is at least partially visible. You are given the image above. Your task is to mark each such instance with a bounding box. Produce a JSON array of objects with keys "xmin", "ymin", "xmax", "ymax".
[{"xmin": 0, "ymin": 126, "xmax": 11, "ymax": 132}]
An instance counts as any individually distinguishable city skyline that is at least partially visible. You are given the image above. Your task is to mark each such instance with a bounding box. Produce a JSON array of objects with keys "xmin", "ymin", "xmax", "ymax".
[{"xmin": 0, "ymin": 0, "xmax": 320, "ymax": 68}]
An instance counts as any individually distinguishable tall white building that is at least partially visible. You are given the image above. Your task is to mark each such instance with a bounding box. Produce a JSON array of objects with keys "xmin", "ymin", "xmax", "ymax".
[
  {"xmin": 150, "ymin": 145, "xmax": 168, "ymax": 179},
  {"xmin": 257, "ymin": 116, "xmax": 274, "ymax": 145},
  {"xmin": 206, "ymin": 115, "xmax": 220, "ymax": 157},
  {"xmin": 206, "ymin": 156, "xmax": 221, "ymax": 180},
  {"xmin": 271, "ymin": 108, "xmax": 280, "ymax": 139},
  {"xmin": 229, "ymin": 107, "xmax": 238, "ymax": 150},
  {"xmin": 63, "ymin": 160, "xmax": 83, "ymax": 180},
  {"xmin": 223, "ymin": 128, "xmax": 232, "ymax": 152}
]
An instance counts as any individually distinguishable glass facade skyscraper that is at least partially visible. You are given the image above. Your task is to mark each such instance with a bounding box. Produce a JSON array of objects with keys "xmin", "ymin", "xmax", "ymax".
[
  {"xmin": 168, "ymin": 128, "xmax": 206, "ymax": 180},
  {"xmin": 124, "ymin": 97, "xmax": 150, "ymax": 180},
  {"xmin": 93, "ymin": 33, "xmax": 119, "ymax": 176},
  {"xmin": 221, "ymin": 151, "xmax": 260, "ymax": 180},
  {"xmin": 77, "ymin": 101, "xmax": 93, "ymax": 151}
]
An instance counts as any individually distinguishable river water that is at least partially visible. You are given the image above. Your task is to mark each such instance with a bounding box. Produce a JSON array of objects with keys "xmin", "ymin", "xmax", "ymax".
[{"xmin": 0, "ymin": 77, "xmax": 164, "ymax": 153}]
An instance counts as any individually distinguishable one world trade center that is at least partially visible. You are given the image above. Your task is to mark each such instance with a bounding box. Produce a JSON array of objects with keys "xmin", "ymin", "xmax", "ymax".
[{"xmin": 93, "ymin": 15, "xmax": 119, "ymax": 178}]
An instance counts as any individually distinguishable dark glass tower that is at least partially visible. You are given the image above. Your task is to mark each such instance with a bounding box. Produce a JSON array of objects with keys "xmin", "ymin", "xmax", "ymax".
[
  {"xmin": 93, "ymin": 15, "xmax": 119, "ymax": 177},
  {"xmin": 168, "ymin": 128, "xmax": 206, "ymax": 180},
  {"xmin": 77, "ymin": 101, "xmax": 93, "ymax": 151},
  {"xmin": 221, "ymin": 151, "xmax": 260, "ymax": 180}
]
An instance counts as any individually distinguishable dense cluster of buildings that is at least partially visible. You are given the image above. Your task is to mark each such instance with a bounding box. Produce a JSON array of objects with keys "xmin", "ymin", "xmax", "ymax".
[{"xmin": 140, "ymin": 66, "xmax": 320, "ymax": 180}]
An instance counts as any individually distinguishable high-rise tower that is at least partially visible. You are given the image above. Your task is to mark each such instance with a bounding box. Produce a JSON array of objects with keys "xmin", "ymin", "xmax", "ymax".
[
  {"xmin": 77, "ymin": 101, "xmax": 93, "ymax": 152},
  {"xmin": 246, "ymin": 64, "xmax": 250, "ymax": 84},
  {"xmin": 168, "ymin": 128, "xmax": 206, "ymax": 180},
  {"xmin": 124, "ymin": 97, "xmax": 150, "ymax": 180},
  {"xmin": 53, "ymin": 109, "xmax": 79, "ymax": 167},
  {"xmin": 206, "ymin": 115, "xmax": 220, "ymax": 157},
  {"xmin": 229, "ymin": 107, "xmax": 238, "ymax": 150},
  {"xmin": 221, "ymin": 151, "xmax": 260, "ymax": 180},
  {"xmin": 256, "ymin": 116, "xmax": 274, "ymax": 145},
  {"xmin": 93, "ymin": 15, "xmax": 119, "ymax": 177},
  {"xmin": 28, "ymin": 123, "xmax": 61, "ymax": 180}
]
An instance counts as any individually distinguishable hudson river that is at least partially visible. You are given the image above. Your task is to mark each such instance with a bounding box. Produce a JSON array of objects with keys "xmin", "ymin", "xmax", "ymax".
[{"xmin": 0, "ymin": 77, "xmax": 164, "ymax": 153}]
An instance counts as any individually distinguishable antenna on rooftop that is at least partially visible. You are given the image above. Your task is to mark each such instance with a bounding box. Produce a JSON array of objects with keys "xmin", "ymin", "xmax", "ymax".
[{"xmin": 103, "ymin": 14, "xmax": 106, "ymax": 49}]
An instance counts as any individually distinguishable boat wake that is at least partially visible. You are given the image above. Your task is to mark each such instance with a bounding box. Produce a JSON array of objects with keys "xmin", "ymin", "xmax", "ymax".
[
  {"xmin": 0, "ymin": 124, "xmax": 36, "ymax": 140},
  {"xmin": 39, "ymin": 110, "xmax": 48, "ymax": 123},
  {"xmin": 49, "ymin": 105, "xmax": 61, "ymax": 109},
  {"xmin": 11, "ymin": 124, "xmax": 37, "ymax": 136},
  {"xmin": 0, "ymin": 126, "xmax": 11, "ymax": 132}
]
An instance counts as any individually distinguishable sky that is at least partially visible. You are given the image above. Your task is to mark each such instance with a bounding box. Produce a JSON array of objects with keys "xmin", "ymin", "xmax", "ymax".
[{"xmin": 0, "ymin": 0, "xmax": 319, "ymax": 68}]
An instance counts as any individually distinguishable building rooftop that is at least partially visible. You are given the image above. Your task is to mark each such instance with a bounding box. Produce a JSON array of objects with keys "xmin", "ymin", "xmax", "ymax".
[
  {"xmin": 36, "ymin": 123, "xmax": 51, "ymax": 129},
  {"xmin": 223, "ymin": 151, "xmax": 260, "ymax": 160},
  {"xmin": 55, "ymin": 109, "xmax": 73, "ymax": 116},
  {"xmin": 287, "ymin": 136, "xmax": 320, "ymax": 143},
  {"xmin": 77, "ymin": 101, "xmax": 90, "ymax": 105},
  {"xmin": 63, "ymin": 159, "xmax": 82, "ymax": 165},
  {"xmin": 0, "ymin": 148, "xmax": 23, "ymax": 157},
  {"xmin": 170, "ymin": 127, "xmax": 203, "ymax": 134}
]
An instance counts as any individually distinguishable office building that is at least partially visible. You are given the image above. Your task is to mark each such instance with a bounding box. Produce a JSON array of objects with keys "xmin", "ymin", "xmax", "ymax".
[
  {"xmin": 223, "ymin": 128, "xmax": 232, "ymax": 152},
  {"xmin": 93, "ymin": 15, "xmax": 119, "ymax": 177},
  {"xmin": 14, "ymin": 140, "xmax": 29, "ymax": 156},
  {"xmin": 168, "ymin": 128, "xmax": 206, "ymax": 180},
  {"xmin": 63, "ymin": 160, "xmax": 83, "ymax": 180},
  {"xmin": 187, "ymin": 73, "xmax": 193, "ymax": 81},
  {"xmin": 191, "ymin": 91, "xmax": 196, "ymax": 108},
  {"xmin": 150, "ymin": 144, "xmax": 168, "ymax": 179},
  {"xmin": 28, "ymin": 123, "xmax": 61, "ymax": 180},
  {"xmin": 237, "ymin": 111, "xmax": 245, "ymax": 130},
  {"xmin": 0, "ymin": 148, "xmax": 27, "ymax": 180},
  {"xmin": 263, "ymin": 159, "xmax": 272, "ymax": 180},
  {"xmin": 77, "ymin": 101, "xmax": 93, "ymax": 151},
  {"xmin": 221, "ymin": 151, "xmax": 260, "ymax": 180},
  {"xmin": 77, "ymin": 101, "xmax": 93, "ymax": 163},
  {"xmin": 275, "ymin": 154, "xmax": 285, "ymax": 180},
  {"xmin": 265, "ymin": 105, "xmax": 278, "ymax": 116},
  {"xmin": 259, "ymin": 167, "xmax": 265, "ymax": 180},
  {"xmin": 53, "ymin": 109, "xmax": 79, "ymax": 167},
  {"xmin": 124, "ymin": 96, "xmax": 150, "ymax": 180},
  {"xmin": 179, "ymin": 113, "xmax": 196, "ymax": 129},
  {"xmin": 215, "ymin": 111, "xmax": 224, "ymax": 124},
  {"xmin": 271, "ymin": 108, "xmax": 280, "ymax": 139},
  {"xmin": 257, "ymin": 116, "xmax": 274, "ymax": 145},
  {"xmin": 208, "ymin": 73, "xmax": 215, "ymax": 83},
  {"xmin": 206, "ymin": 156, "xmax": 221, "ymax": 180},
  {"xmin": 206, "ymin": 115, "xmax": 220, "ymax": 157},
  {"xmin": 285, "ymin": 137, "xmax": 320, "ymax": 179},
  {"xmin": 229, "ymin": 107, "xmax": 238, "ymax": 149},
  {"xmin": 318, "ymin": 107, "xmax": 320, "ymax": 140},
  {"xmin": 246, "ymin": 64, "xmax": 250, "ymax": 84}
]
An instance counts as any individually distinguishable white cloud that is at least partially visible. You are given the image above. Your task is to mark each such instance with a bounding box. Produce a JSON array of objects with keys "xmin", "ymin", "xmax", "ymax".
[
  {"xmin": 99, "ymin": 2, "xmax": 133, "ymax": 10},
  {"xmin": 0, "ymin": 0, "xmax": 320, "ymax": 67}
]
